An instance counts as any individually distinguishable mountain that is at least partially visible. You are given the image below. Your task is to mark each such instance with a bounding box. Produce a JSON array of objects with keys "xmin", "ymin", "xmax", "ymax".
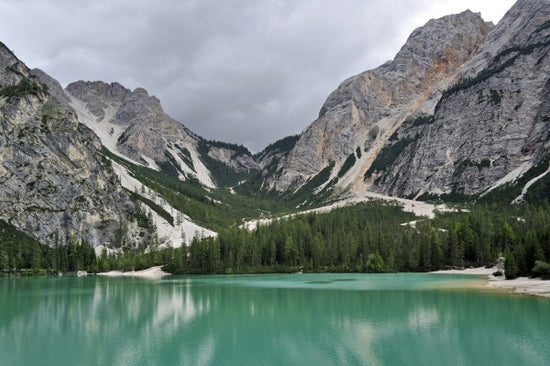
[
  {"xmin": 62, "ymin": 80, "xmax": 258, "ymax": 188},
  {"xmin": 260, "ymin": 0, "xmax": 549, "ymax": 203},
  {"xmin": 370, "ymin": 0, "xmax": 550, "ymax": 199},
  {"xmin": 261, "ymin": 10, "xmax": 493, "ymax": 194},
  {"xmin": 0, "ymin": 42, "xmax": 134, "ymax": 247},
  {"xmin": 1, "ymin": 46, "xmax": 219, "ymax": 251}
]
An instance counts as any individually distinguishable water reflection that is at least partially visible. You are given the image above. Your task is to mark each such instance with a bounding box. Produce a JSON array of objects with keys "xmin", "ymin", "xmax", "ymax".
[{"xmin": 0, "ymin": 274, "xmax": 549, "ymax": 366}]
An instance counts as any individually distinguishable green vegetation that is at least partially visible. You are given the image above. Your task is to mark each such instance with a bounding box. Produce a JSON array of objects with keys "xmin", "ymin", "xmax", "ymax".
[
  {"xmin": 291, "ymin": 162, "xmax": 335, "ymax": 204},
  {"xmin": 0, "ymin": 78, "xmax": 48, "ymax": 99},
  {"xmin": 337, "ymin": 153, "xmax": 356, "ymax": 178},
  {"xmin": 126, "ymin": 189, "xmax": 174, "ymax": 225},
  {"xmin": 4, "ymin": 195, "xmax": 550, "ymax": 279},
  {"xmin": 479, "ymin": 158, "xmax": 550, "ymax": 204},
  {"xmin": 364, "ymin": 137, "xmax": 416, "ymax": 178},
  {"xmin": 408, "ymin": 114, "xmax": 434, "ymax": 127},
  {"xmin": 489, "ymin": 89, "xmax": 502, "ymax": 105},
  {"xmin": 117, "ymin": 130, "xmax": 130, "ymax": 145},
  {"xmin": 532, "ymin": 260, "xmax": 550, "ymax": 280},
  {"xmin": 103, "ymin": 147, "xmax": 292, "ymax": 230},
  {"xmin": 174, "ymin": 144, "xmax": 195, "ymax": 172},
  {"xmin": 154, "ymin": 200, "xmax": 550, "ymax": 275},
  {"xmin": 238, "ymin": 135, "xmax": 300, "ymax": 197},
  {"xmin": 524, "ymin": 170, "xmax": 550, "ymax": 202},
  {"xmin": 355, "ymin": 147, "xmax": 362, "ymax": 159},
  {"xmin": 255, "ymin": 134, "xmax": 300, "ymax": 160},
  {"xmin": 416, "ymin": 191, "xmax": 472, "ymax": 204},
  {"xmin": 0, "ymin": 220, "xmax": 95, "ymax": 275},
  {"xmin": 203, "ymin": 138, "xmax": 251, "ymax": 157},
  {"xmin": 197, "ymin": 140, "xmax": 252, "ymax": 187},
  {"xmin": 415, "ymin": 159, "xmax": 550, "ymax": 205},
  {"xmin": 441, "ymin": 37, "xmax": 550, "ymax": 100},
  {"xmin": 156, "ymin": 151, "xmax": 184, "ymax": 178}
]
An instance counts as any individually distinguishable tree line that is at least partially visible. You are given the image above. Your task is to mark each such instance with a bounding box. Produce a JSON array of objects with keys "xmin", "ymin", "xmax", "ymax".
[
  {"xmin": 2, "ymin": 201, "xmax": 549, "ymax": 279},
  {"xmin": 162, "ymin": 201, "xmax": 550, "ymax": 278}
]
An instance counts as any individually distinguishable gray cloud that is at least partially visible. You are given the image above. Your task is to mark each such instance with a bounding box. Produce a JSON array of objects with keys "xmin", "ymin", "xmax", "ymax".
[{"xmin": 0, "ymin": 0, "xmax": 514, "ymax": 151}]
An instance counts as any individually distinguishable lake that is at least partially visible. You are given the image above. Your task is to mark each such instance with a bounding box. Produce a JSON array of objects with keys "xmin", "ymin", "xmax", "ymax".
[{"xmin": 1, "ymin": 273, "xmax": 549, "ymax": 365}]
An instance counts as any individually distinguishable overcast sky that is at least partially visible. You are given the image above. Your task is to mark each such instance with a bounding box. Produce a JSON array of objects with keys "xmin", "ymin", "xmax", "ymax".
[{"xmin": 1, "ymin": 0, "xmax": 515, "ymax": 152}]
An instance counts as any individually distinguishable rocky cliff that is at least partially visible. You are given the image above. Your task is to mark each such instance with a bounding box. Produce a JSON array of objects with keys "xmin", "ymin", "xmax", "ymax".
[
  {"xmin": 63, "ymin": 81, "xmax": 258, "ymax": 188},
  {"xmin": 370, "ymin": 0, "xmax": 550, "ymax": 197},
  {"xmin": 263, "ymin": 10, "xmax": 493, "ymax": 194},
  {"xmin": 0, "ymin": 42, "xmax": 135, "ymax": 246},
  {"xmin": 262, "ymin": 0, "xmax": 549, "ymax": 203}
]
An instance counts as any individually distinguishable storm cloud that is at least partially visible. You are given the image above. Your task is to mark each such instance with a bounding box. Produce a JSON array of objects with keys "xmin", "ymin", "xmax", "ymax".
[{"xmin": 0, "ymin": 0, "xmax": 514, "ymax": 151}]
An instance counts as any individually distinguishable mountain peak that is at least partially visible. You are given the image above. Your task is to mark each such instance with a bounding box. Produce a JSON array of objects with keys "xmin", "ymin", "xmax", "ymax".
[
  {"xmin": 269, "ymin": 10, "xmax": 493, "ymax": 193},
  {"xmin": 131, "ymin": 87, "xmax": 149, "ymax": 98}
]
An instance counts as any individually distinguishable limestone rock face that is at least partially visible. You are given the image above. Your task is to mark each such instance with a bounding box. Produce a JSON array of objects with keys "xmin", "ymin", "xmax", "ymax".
[
  {"xmin": 207, "ymin": 146, "xmax": 259, "ymax": 171},
  {"xmin": 371, "ymin": 0, "xmax": 550, "ymax": 196},
  {"xmin": 264, "ymin": 10, "xmax": 493, "ymax": 193},
  {"xmin": 64, "ymin": 80, "xmax": 258, "ymax": 187},
  {"xmin": 0, "ymin": 42, "xmax": 134, "ymax": 246},
  {"xmin": 31, "ymin": 68, "xmax": 71, "ymax": 105}
]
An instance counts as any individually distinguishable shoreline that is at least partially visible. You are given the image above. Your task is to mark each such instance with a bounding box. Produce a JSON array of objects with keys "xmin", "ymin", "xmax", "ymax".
[
  {"xmin": 18, "ymin": 265, "xmax": 547, "ymax": 297},
  {"xmin": 432, "ymin": 267, "xmax": 550, "ymax": 298},
  {"xmin": 97, "ymin": 265, "xmax": 170, "ymax": 280}
]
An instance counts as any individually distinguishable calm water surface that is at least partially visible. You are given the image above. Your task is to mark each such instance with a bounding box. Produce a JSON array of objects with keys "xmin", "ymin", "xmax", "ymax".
[{"xmin": 1, "ymin": 273, "xmax": 549, "ymax": 366}]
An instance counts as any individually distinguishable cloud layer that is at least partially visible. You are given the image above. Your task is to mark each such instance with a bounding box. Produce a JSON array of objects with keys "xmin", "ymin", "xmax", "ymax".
[{"xmin": 1, "ymin": 0, "xmax": 514, "ymax": 151}]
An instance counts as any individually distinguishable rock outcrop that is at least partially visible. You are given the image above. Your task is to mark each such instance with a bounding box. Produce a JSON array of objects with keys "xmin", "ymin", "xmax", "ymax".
[{"xmin": 0, "ymin": 42, "xmax": 134, "ymax": 246}]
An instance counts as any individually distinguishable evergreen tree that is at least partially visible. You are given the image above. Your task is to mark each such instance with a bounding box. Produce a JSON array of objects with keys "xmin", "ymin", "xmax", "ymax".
[{"xmin": 504, "ymin": 250, "xmax": 519, "ymax": 280}]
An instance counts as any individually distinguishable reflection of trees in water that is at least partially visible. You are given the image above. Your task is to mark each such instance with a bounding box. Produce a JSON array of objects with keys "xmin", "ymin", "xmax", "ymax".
[{"xmin": 0, "ymin": 275, "xmax": 549, "ymax": 365}]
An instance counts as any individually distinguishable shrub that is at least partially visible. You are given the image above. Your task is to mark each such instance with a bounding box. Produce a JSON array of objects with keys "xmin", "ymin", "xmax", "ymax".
[
  {"xmin": 532, "ymin": 261, "xmax": 550, "ymax": 280},
  {"xmin": 365, "ymin": 253, "xmax": 386, "ymax": 273},
  {"xmin": 0, "ymin": 78, "xmax": 48, "ymax": 98},
  {"xmin": 337, "ymin": 153, "xmax": 356, "ymax": 178},
  {"xmin": 364, "ymin": 136, "xmax": 416, "ymax": 178}
]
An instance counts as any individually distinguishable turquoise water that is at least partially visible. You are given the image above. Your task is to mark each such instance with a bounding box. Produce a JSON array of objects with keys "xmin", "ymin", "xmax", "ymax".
[{"xmin": 0, "ymin": 273, "xmax": 549, "ymax": 365}]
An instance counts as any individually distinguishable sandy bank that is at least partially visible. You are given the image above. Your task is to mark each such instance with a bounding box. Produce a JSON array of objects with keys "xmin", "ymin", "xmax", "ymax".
[
  {"xmin": 431, "ymin": 267, "xmax": 496, "ymax": 276},
  {"xmin": 487, "ymin": 276, "xmax": 550, "ymax": 298},
  {"xmin": 97, "ymin": 266, "xmax": 170, "ymax": 280},
  {"xmin": 433, "ymin": 267, "xmax": 550, "ymax": 298}
]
